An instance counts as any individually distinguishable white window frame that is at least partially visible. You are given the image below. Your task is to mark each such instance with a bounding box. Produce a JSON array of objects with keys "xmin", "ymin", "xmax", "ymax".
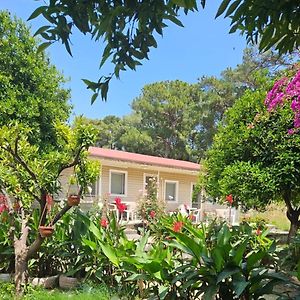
[
  {"xmin": 190, "ymin": 182, "xmax": 196, "ymax": 203},
  {"xmin": 109, "ymin": 169, "xmax": 128, "ymax": 197},
  {"xmin": 164, "ymin": 180, "xmax": 179, "ymax": 203}
]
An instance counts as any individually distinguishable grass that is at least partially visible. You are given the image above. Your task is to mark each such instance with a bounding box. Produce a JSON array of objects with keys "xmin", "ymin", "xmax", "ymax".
[
  {"xmin": 242, "ymin": 202, "xmax": 290, "ymax": 231},
  {"xmin": 0, "ymin": 282, "xmax": 115, "ymax": 300}
]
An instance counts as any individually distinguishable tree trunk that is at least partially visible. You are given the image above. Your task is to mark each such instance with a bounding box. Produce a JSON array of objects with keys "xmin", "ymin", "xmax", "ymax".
[
  {"xmin": 14, "ymin": 239, "xmax": 28, "ymax": 296},
  {"xmin": 283, "ymin": 191, "xmax": 300, "ymax": 243},
  {"xmin": 287, "ymin": 218, "xmax": 299, "ymax": 243}
]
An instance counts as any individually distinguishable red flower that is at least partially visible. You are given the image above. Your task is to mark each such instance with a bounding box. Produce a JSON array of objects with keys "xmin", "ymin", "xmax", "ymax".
[
  {"xmin": 188, "ymin": 214, "xmax": 196, "ymax": 221},
  {"xmin": 114, "ymin": 197, "xmax": 122, "ymax": 205},
  {"xmin": 117, "ymin": 203, "xmax": 127, "ymax": 213},
  {"xmin": 0, "ymin": 204, "xmax": 8, "ymax": 214},
  {"xmin": 0, "ymin": 194, "xmax": 7, "ymax": 204},
  {"xmin": 173, "ymin": 221, "xmax": 184, "ymax": 232},
  {"xmin": 149, "ymin": 210, "xmax": 156, "ymax": 218},
  {"xmin": 100, "ymin": 218, "xmax": 109, "ymax": 228},
  {"xmin": 256, "ymin": 228, "xmax": 262, "ymax": 235},
  {"xmin": 226, "ymin": 194, "xmax": 233, "ymax": 205}
]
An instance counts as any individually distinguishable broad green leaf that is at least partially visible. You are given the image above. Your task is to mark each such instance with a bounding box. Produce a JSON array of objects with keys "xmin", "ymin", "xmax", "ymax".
[
  {"xmin": 246, "ymin": 250, "xmax": 266, "ymax": 271},
  {"xmin": 82, "ymin": 238, "xmax": 97, "ymax": 250},
  {"xmin": 225, "ymin": 0, "xmax": 242, "ymax": 18},
  {"xmin": 232, "ymin": 278, "xmax": 249, "ymax": 297},
  {"xmin": 37, "ymin": 42, "xmax": 52, "ymax": 53},
  {"xmin": 215, "ymin": 0, "xmax": 231, "ymax": 18},
  {"xmin": 89, "ymin": 222, "xmax": 101, "ymax": 239},
  {"xmin": 34, "ymin": 25, "xmax": 51, "ymax": 37},
  {"xmin": 217, "ymin": 267, "xmax": 240, "ymax": 283},
  {"xmin": 27, "ymin": 6, "xmax": 47, "ymax": 21},
  {"xmin": 99, "ymin": 242, "xmax": 119, "ymax": 266},
  {"xmin": 158, "ymin": 285, "xmax": 169, "ymax": 299},
  {"xmin": 232, "ymin": 239, "xmax": 248, "ymax": 265}
]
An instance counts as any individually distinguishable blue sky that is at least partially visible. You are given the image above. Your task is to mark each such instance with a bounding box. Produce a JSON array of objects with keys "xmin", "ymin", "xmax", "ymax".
[{"xmin": 0, "ymin": 1, "xmax": 246, "ymax": 119}]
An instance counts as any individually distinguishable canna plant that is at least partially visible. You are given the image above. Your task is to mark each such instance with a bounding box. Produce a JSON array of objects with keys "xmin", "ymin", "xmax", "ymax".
[{"xmin": 168, "ymin": 222, "xmax": 288, "ymax": 300}]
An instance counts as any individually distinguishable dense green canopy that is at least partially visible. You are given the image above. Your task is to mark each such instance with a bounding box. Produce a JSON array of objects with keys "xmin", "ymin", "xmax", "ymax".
[{"xmin": 30, "ymin": 0, "xmax": 300, "ymax": 101}]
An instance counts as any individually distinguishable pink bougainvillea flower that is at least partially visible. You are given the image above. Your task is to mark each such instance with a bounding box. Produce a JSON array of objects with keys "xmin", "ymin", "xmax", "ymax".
[
  {"xmin": 114, "ymin": 197, "xmax": 122, "ymax": 205},
  {"xmin": 173, "ymin": 221, "xmax": 184, "ymax": 232},
  {"xmin": 226, "ymin": 194, "xmax": 233, "ymax": 205},
  {"xmin": 100, "ymin": 218, "xmax": 109, "ymax": 228},
  {"xmin": 149, "ymin": 210, "xmax": 156, "ymax": 218}
]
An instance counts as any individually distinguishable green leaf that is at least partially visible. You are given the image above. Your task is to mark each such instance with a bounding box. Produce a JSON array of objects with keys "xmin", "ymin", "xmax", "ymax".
[
  {"xmin": 171, "ymin": 231, "xmax": 202, "ymax": 261},
  {"xmin": 158, "ymin": 285, "xmax": 169, "ymax": 299},
  {"xmin": 225, "ymin": 0, "xmax": 242, "ymax": 18},
  {"xmin": 82, "ymin": 238, "xmax": 97, "ymax": 250},
  {"xmin": 91, "ymin": 93, "xmax": 98, "ymax": 105},
  {"xmin": 215, "ymin": 0, "xmax": 231, "ymax": 18},
  {"xmin": 246, "ymin": 250, "xmax": 266, "ymax": 271},
  {"xmin": 89, "ymin": 222, "xmax": 101, "ymax": 239},
  {"xmin": 232, "ymin": 278, "xmax": 249, "ymax": 297},
  {"xmin": 165, "ymin": 15, "xmax": 184, "ymax": 27},
  {"xmin": 27, "ymin": 6, "xmax": 47, "ymax": 21},
  {"xmin": 232, "ymin": 239, "xmax": 248, "ymax": 265},
  {"xmin": 217, "ymin": 267, "xmax": 240, "ymax": 283},
  {"xmin": 37, "ymin": 42, "xmax": 52, "ymax": 53},
  {"xmin": 34, "ymin": 25, "xmax": 51, "ymax": 37},
  {"xmin": 99, "ymin": 242, "xmax": 119, "ymax": 266}
]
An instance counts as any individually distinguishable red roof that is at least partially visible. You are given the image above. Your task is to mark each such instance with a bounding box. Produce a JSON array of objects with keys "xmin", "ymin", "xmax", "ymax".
[{"xmin": 89, "ymin": 147, "xmax": 200, "ymax": 171}]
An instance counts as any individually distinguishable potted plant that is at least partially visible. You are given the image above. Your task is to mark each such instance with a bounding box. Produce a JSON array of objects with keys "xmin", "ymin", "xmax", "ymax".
[
  {"xmin": 38, "ymin": 194, "xmax": 55, "ymax": 238},
  {"xmin": 38, "ymin": 225, "xmax": 54, "ymax": 238},
  {"xmin": 67, "ymin": 175, "xmax": 80, "ymax": 206}
]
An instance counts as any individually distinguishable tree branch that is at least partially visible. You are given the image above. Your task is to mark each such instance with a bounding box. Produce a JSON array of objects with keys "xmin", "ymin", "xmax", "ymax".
[
  {"xmin": 57, "ymin": 145, "xmax": 85, "ymax": 175},
  {"xmin": 51, "ymin": 204, "xmax": 72, "ymax": 225},
  {"xmin": 26, "ymin": 234, "xmax": 44, "ymax": 260},
  {"xmin": 1, "ymin": 141, "xmax": 39, "ymax": 185}
]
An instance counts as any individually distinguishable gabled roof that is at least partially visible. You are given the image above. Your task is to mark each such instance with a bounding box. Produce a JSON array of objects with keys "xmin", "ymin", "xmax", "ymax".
[{"xmin": 89, "ymin": 147, "xmax": 200, "ymax": 172}]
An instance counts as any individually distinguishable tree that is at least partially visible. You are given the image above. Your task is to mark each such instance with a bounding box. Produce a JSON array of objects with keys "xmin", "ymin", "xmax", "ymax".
[
  {"xmin": 197, "ymin": 46, "xmax": 295, "ymax": 156},
  {"xmin": 216, "ymin": 0, "xmax": 300, "ymax": 54},
  {"xmin": 205, "ymin": 68, "xmax": 300, "ymax": 241},
  {"xmin": 131, "ymin": 80, "xmax": 203, "ymax": 161},
  {"xmin": 29, "ymin": 1, "xmax": 299, "ymax": 101},
  {"xmin": 0, "ymin": 11, "xmax": 70, "ymax": 149},
  {"xmin": 0, "ymin": 12, "xmax": 99, "ymax": 294},
  {"xmin": 0, "ymin": 121, "xmax": 99, "ymax": 294}
]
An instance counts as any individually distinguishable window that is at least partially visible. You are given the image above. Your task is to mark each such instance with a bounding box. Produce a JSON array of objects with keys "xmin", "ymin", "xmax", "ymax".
[
  {"xmin": 109, "ymin": 170, "xmax": 127, "ymax": 196},
  {"xmin": 165, "ymin": 180, "xmax": 178, "ymax": 202}
]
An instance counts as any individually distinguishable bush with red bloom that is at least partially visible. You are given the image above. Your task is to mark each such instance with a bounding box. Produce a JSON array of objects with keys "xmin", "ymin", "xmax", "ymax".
[
  {"xmin": 100, "ymin": 218, "xmax": 109, "ymax": 228},
  {"xmin": 173, "ymin": 221, "xmax": 184, "ymax": 232},
  {"xmin": 0, "ymin": 194, "xmax": 8, "ymax": 214},
  {"xmin": 226, "ymin": 194, "xmax": 233, "ymax": 205},
  {"xmin": 117, "ymin": 203, "xmax": 127, "ymax": 213},
  {"xmin": 114, "ymin": 197, "xmax": 122, "ymax": 205},
  {"xmin": 188, "ymin": 214, "xmax": 196, "ymax": 222},
  {"xmin": 149, "ymin": 210, "xmax": 156, "ymax": 218}
]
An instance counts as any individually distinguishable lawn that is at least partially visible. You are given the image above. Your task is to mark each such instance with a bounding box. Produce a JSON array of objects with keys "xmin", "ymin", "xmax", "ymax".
[{"xmin": 0, "ymin": 283, "xmax": 120, "ymax": 300}]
